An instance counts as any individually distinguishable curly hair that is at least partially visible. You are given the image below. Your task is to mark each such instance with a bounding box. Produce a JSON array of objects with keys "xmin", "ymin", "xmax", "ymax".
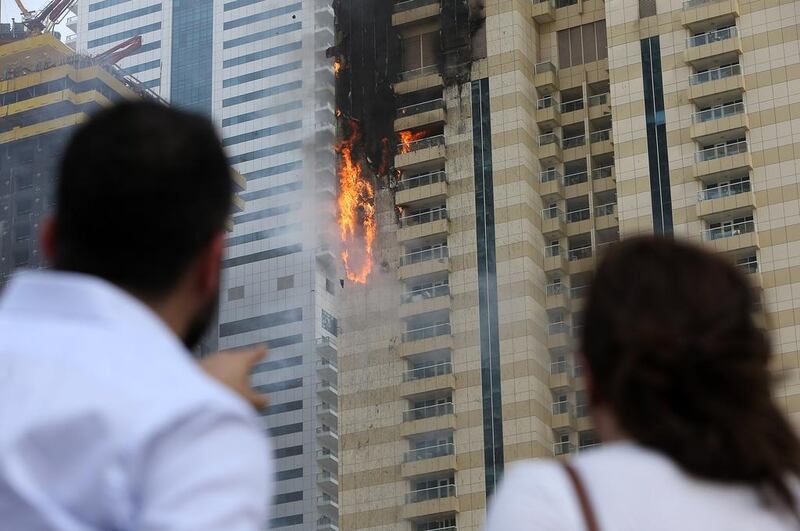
[{"xmin": 582, "ymin": 236, "xmax": 800, "ymax": 513}]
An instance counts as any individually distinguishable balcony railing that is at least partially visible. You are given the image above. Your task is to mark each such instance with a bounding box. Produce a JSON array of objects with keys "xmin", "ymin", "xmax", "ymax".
[
  {"xmin": 317, "ymin": 447, "xmax": 339, "ymax": 460},
  {"xmin": 737, "ymin": 257, "xmax": 759, "ymax": 274},
  {"xmin": 318, "ymin": 493, "xmax": 339, "ymax": 506},
  {"xmin": 698, "ymin": 179, "xmax": 751, "ymax": 201},
  {"xmin": 537, "ymin": 95, "xmax": 558, "ymax": 110},
  {"xmin": 550, "ymin": 360, "xmax": 572, "ymax": 374},
  {"xmin": 545, "ymin": 245, "xmax": 563, "ymax": 258},
  {"xmin": 590, "ymin": 128, "xmax": 611, "ymax": 143},
  {"xmin": 398, "ymin": 64, "xmax": 439, "ymax": 81},
  {"xmin": 683, "ymin": 0, "xmax": 728, "ymax": 9},
  {"xmin": 562, "ymin": 135, "xmax": 586, "ymax": 149},
  {"xmin": 404, "ymin": 442, "xmax": 455, "ymax": 462},
  {"xmin": 589, "ymin": 92, "xmax": 609, "ymax": 106},
  {"xmin": 566, "ymin": 208, "xmax": 591, "ymax": 223},
  {"xmin": 592, "ymin": 165, "xmax": 614, "ymax": 180},
  {"xmin": 317, "ymin": 516, "xmax": 339, "ymax": 529},
  {"xmin": 398, "ymin": 134, "xmax": 446, "ymax": 153},
  {"xmin": 403, "ymin": 322, "xmax": 451, "ymax": 342},
  {"xmin": 403, "ymin": 402, "xmax": 454, "ymax": 422},
  {"xmin": 572, "ymin": 324, "xmax": 584, "ymax": 339},
  {"xmin": 594, "ymin": 203, "xmax": 617, "ymax": 217},
  {"xmin": 534, "ymin": 61, "xmax": 555, "ymax": 74},
  {"xmin": 539, "ymin": 132, "xmax": 560, "ymax": 146},
  {"xmin": 696, "ymin": 140, "xmax": 747, "ymax": 162},
  {"xmin": 402, "ymin": 283, "xmax": 450, "ymax": 303},
  {"xmin": 398, "ymin": 170, "xmax": 446, "ymax": 191},
  {"xmin": 316, "ymin": 336, "xmax": 338, "ymax": 350},
  {"xmin": 560, "ymin": 98, "xmax": 584, "ymax": 113},
  {"xmin": 317, "ymin": 357, "xmax": 338, "ymax": 371},
  {"xmin": 545, "ymin": 282, "xmax": 564, "ymax": 296},
  {"xmin": 576, "ymin": 404, "xmax": 590, "ymax": 417},
  {"xmin": 568, "ymin": 245, "xmax": 593, "ymax": 261},
  {"xmin": 570, "ymin": 285, "xmax": 589, "ymax": 299},
  {"xmin": 687, "ymin": 26, "xmax": 737, "ymax": 48},
  {"xmin": 406, "ymin": 483, "xmax": 456, "ymax": 504},
  {"xmin": 692, "ymin": 101, "xmax": 745, "ymax": 124},
  {"xmin": 317, "ymin": 380, "xmax": 338, "ymax": 393},
  {"xmin": 579, "ymin": 443, "xmax": 601, "ymax": 451},
  {"xmin": 316, "ymin": 425, "xmax": 339, "ymax": 438},
  {"xmin": 400, "ymin": 246, "xmax": 448, "ymax": 266},
  {"xmin": 689, "ymin": 63, "xmax": 741, "ymax": 85},
  {"xmin": 397, "ymin": 98, "xmax": 445, "ymax": 118},
  {"xmin": 540, "ymin": 168, "xmax": 562, "ymax": 183},
  {"xmin": 556, "ymin": 0, "xmax": 578, "ymax": 7},
  {"xmin": 403, "ymin": 361, "xmax": 453, "ymax": 382},
  {"xmin": 554, "ymin": 441, "xmax": 574, "ymax": 456},
  {"xmin": 399, "ymin": 207, "xmax": 448, "ymax": 227},
  {"xmin": 564, "ymin": 171, "xmax": 588, "ymax": 186},
  {"xmin": 542, "ymin": 206, "xmax": 564, "ymax": 221},
  {"xmin": 394, "ymin": 0, "xmax": 440, "ymax": 11},
  {"xmin": 548, "ymin": 321, "xmax": 568, "ymax": 335},
  {"xmin": 552, "ymin": 401, "xmax": 573, "ymax": 415},
  {"xmin": 701, "ymin": 219, "xmax": 755, "ymax": 241}
]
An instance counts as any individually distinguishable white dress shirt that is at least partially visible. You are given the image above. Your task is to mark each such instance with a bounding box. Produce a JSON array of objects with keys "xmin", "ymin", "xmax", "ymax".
[
  {"xmin": 0, "ymin": 271, "xmax": 272, "ymax": 531},
  {"xmin": 485, "ymin": 441, "xmax": 800, "ymax": 531}
]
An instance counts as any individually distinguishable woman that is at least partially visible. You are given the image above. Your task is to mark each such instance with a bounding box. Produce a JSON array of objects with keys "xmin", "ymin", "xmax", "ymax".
[{"xmin": 485, "ymin": 237, "xmax": 800, "ymax": 530}]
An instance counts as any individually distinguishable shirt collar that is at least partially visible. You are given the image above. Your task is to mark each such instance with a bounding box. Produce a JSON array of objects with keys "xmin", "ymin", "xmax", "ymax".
[{"xmin": 0, "ymin": 270, "xmax": 186, "ymax": 350}]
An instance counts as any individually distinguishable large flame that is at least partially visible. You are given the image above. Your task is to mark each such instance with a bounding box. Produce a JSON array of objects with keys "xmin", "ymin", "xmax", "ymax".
[
  {"xmin": 333, "ymin": 58, "xmax": 342, "ymax": 76},
  {"xmin": 336, "ymin": 120, "xmax": 376, "ymax": 284},
  {"xmin": 397, "ymin": 129, "xmax": 428, "ymax": 154}
]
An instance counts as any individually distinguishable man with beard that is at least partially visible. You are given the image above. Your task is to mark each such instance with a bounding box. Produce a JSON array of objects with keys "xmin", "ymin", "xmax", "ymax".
[{"xmin": 0, "ymin": 102, "xmax": 272, "ymax": 530}]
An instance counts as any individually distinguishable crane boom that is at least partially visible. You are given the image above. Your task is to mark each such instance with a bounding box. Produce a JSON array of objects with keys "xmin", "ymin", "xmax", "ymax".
[
  {"xmin": 94, "ymin": 36, "xmax": 142, "ymax": 65},
  {"xmin": 13, "ymin": 0, "xmax": 32, "ymax": 17}
]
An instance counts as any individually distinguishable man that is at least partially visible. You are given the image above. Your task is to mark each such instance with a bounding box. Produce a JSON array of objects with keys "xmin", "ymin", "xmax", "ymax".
[{"xmin": 0, "ymin": 102, "xmax": 272, "ymax": 530}]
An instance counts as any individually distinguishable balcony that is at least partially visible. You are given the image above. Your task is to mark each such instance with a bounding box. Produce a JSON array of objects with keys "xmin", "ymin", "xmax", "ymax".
[
  {"xmin": 396, "ymin": 98, "xmax": 446, "ymax": 131},
  {"xmin": 560, "ymin": 98, "xmax": 585, "ymax": 122},
  {"xmin": 566, "ymin": 210, "xmax": 591, "ymax": 237},
  {"xmin": 592, "ymin": 165, "xmax": 616, "ymax": 193},
  {"xmin": 400, "ymin": 402, "xmax": 456, "ymax": 437},
  {"xmin": 694, "ymin": 140, "xmax": 751, "ymax": 178},
  {"xmin": 549, "ymin": 360, "xmax": 574, "ymax": 389},
  {"xmin": 554, "ymin": 441, "xmax": 575, "ymax": 456},
  {"xmin": 65, "ymin": 15, "xmax": 77, "ymax": 31},
  {"xmin": 316, "ymin": 424, "xmax": 339, "ymax": 446},
  {"xmin": 398, "ymin": 207, "xmax": 449, "ymax": 241},
  {"xmin": 401, "ymin": 484, "xmax": 459, "ymax": 520},
  {"xmin": 696, "ymin": 180, "xmax": 755, "ymax": 218},
  {"xmin": 393, "ymin": 0, "xmax": 440, "ymax": 26},
  {"xmin": 682, "ymin": 0, "xmax": 739, "ymax": 28},
  {"xmin": 401, "ymin": 443, "xmax": 457, "ymax": 478},
  {"xmin": 316, "ymin": 447, "xmax": 339, "ymax": 469},
  {"xmin": 316, "ymin": 380, "xmax": 338, "ymax": 402},
  {"xmin": 401, "ymin": 361, "xmax": 456, "ymax": 397},
  {"xmin": 531, "ymin": 0, "xmax": 555, "ymax": 22},
  {"xmin": 536, "ymin": 96, "xmax": 560, "ymax": 126},
  {"xmin": 562, "ymin": 134, "xmax": 586, "ymax": 150},
  {"xmin": 316, "ymin": 336, "xmax": 338, "ymax": 357},
  {"xmin": 544, "ymin": 246, "xmax": 568, "ymax": 273},
  {"xmin": 317, "ymin": 493, "xmax": 339, "ymax": 516},
  {"xmin": 540, "ymin": 169, "xmax": 564, "ymax": 197},
  {"xmin": 570, "ymin": 284, "xmax": 589, "ymax": 301},
  {"xmin": 317, "ymin": 516, "xmax": 340, "ymax": 531},
  {"xmin": 398, "ymin": 246, "xmax": 449, "ymax": 279},
  {"xmin": 396, "ymin": 170, "xmax": 448, "ymax": 206},
  {"xmin": 316, "ymin": 402, "xmax": 339, "ymax": 424},
  {"xmin": 568, "ymin": 245, "xmax": 593, "ymax": 272},
  {"xmin": 317, "ymin": 357, "xmax": 338, "ymax": 380},
  {"xmin": 395, "ymin": 134, "xmax": 446, "ymax": 169},
  {"xmin": 564, "ymin": 171, "xmax": 588, "ymax": 188},
  {"xmin": 688, "ymin": 64, "xmax": 744, "ymax": 101},
  {"xmin": 400, "ymin": 283, "xmax": 451, "ymax": 319},
  {"xmin": 552, "ymin": 401, "xmax": 576, "ymax": 430},
  {"xmin": 534, "ymin": 61, "xmax": 558, "ymax": 91},
  {"xmin": 547, "ymin": 321, "xmax": 570, "ymax": 349},
  {"xmin": 690, "ymin": 101, "xmax": 747, "ymax": 140},
  {"xmin": 589, "ymin": 129, "xmax": 613, "ymax": 155},
  {"xmin": 701, "ymin": 219, "xmax": 759, "ymax": 253},
  {"xmin": 396, "ymin": 64, "xmax": 443, "ymax": 94},
  {"xmin": 542, "ymin": 206, "xmax": 566, "ymax": 236},
  {"xmin": 545, "ymin": 282, "xmax": 570, "ymax": 311},
  {"xmin": 400, "ymin": 322, "xmax": 453, "ymax": 357},
  {"xmin": 538, "ymin": 132, "xmax": 562, "ymax": 162},
  {"xmin": 594, "ymin": 203, "xmax": 618, "ymax": 230},
  {"xmin": 685, "ymin": 26, "xmax": 741, "ymax": 64},
  {"xmin": 588, "ymin": 93, "xmax": 611, "ymax": 119}
]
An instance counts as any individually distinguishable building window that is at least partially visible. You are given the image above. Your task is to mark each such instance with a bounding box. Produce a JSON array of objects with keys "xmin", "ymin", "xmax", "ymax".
[
  {"xmin": 402, "ymin": 31, "xmax": 439, "ymax": 73},
  {"xmin": 321, "ymin": 309, "xmax": 338, "ymax": 336},
  {"xmin": 227, "ymin": 286, "xmax": 244, "ymax": 301},
  {"xmin": 557, "ymin": 21, "xmax": 608, "ymax": 68},
  {"xmin": 639, "ymin": 0, "xmax": 656, "ymax": 17},
  {"xmin": 277, "ymin": 275, "xmax": 294, "ymax": 290},
  {"xmin": 325, "ymin": 278, "xmax": 335, "ymax": 295}
]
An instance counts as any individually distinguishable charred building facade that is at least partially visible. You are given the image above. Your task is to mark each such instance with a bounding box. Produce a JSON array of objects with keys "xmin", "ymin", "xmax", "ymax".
[{"xmin": 334, "ymin": 0, "xmax": 800, "ymax": 529}]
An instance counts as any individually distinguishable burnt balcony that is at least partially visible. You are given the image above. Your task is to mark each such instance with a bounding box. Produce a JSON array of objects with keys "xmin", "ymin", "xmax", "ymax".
[
  {"xmin": 396, "ymin": 98, "xmax": 446, "ymax": 131},
  {"xmin": 393, "ymin": 0, "xmax": 440, "ymax": 26},
  {"xmin": 395, "ymin": 134, "xmax": 446, "ymax": 170}
]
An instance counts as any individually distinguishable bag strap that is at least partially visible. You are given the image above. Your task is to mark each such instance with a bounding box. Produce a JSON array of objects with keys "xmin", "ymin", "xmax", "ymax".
[{"xmin": 563, "ymin": 463, "xmax": 601, "ymax": 531}]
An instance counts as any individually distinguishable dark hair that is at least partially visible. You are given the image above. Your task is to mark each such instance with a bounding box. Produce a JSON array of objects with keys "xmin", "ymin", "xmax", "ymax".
[
  {"xmin": 582, "ymin": 236, "xmax": 800, "ymax": 512},
  {"xmin": 55, "ymin": 101, "xmax": 232, "ymax": 297}
]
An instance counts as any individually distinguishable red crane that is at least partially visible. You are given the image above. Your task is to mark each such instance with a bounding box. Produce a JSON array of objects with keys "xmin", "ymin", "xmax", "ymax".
[{"xmin": 93, "ymin": 36, "xmax": 142, "ymax": 65}]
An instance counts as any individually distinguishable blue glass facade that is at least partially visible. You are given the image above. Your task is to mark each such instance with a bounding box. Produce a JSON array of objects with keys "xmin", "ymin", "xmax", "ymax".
[{"xmin": 169, "ymin": 0, "xmax": 213, "ymax": 114}]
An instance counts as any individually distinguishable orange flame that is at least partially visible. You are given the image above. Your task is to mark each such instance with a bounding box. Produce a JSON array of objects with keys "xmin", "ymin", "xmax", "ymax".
[
  {"xmin": 336, "ymin": 122, "xmax": 376, "ymax": 284},
  {"xmin": 333, "ymin": 58, "xmax": 342, "ymax": 75},
  {"xmin": 397, "ymin": 129, "xmax": 427, "ymax": 154}
]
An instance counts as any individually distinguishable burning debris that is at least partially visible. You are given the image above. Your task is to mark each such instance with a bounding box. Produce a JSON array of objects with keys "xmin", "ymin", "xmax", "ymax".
[{"xmin": 336, "ymin": 119, "xmax": 376, "ymax": 284}]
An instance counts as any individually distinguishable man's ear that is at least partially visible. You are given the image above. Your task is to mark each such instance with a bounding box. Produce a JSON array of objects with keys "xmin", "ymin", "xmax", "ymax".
[
  {"xmin": 40, "ymin": 216, "xmax": 57, "ymax": 263},
  {"xmin": 194, "ymin": 232, "xmax": 225, "ymax": 296}
]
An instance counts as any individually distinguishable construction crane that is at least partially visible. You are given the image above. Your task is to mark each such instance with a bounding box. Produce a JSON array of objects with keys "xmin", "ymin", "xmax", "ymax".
[
  {"xmin": 13, "ymin": 0, "xmax": 76, "ymax": 35},
  {"xmin": 93, "ymin": 36, "xmax": 142, "ymax": 65}
]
